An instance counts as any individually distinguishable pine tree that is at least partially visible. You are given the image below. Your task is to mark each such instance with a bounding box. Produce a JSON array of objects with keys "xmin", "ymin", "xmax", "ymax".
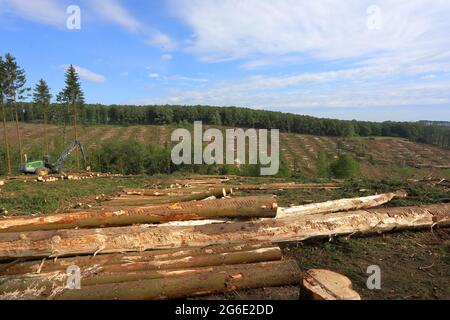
[
  {"xmin": 0, "ymin": 56, "xmax": 12, "ymax": 174},
  {"xmin": 33, "ymin": 79, "xmax": 52, "ymax": 154},
  {"xmin": 57, "ymin": 65, "xmax": 84, "ymax": 169},
  {"xmin": 3, "ymin": 53, "xmax": 28, "ymax": 163}
]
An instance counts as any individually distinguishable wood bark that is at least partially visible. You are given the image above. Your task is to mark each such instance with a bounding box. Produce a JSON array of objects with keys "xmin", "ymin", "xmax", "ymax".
[
  {"xmin": 277, "ymin": 191, "xmax": 406, "ymax": 218},
  {"xmin": 0, "ymin": 203, "xmax": 448, "ymax": 260},
  {"xmin": 0, "ymin": 260, "xmax": 301, "ymax": 300},
  {"xmin": 0, "ymin": 195, "xmax": 277, "ymax": 233},
  {"xmin": 0, "ymin": 242, "xmax": 280, "ymax": 275},
  {"xmin": 301, "ymin": 269, "xmax": 361, "ymax": 300},
  {"xmin": 229, "ymin": 182, "xmax": 341, "ymax": 190},
  {"xmin": 122, "ymin": 187, "xmax": 232, "ymax": 198}
]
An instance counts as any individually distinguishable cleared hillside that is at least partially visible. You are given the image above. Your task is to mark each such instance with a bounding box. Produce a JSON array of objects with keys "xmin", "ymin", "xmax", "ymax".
[{"xmin": 1, "ymin": 122, "xmax": 449, "ymax": 179}]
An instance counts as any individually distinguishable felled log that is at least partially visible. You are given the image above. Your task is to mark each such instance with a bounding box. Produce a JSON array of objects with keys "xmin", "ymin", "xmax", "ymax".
[
  {"xmin": 122, "ymin": 187, "xmax": 232, "ymax": 199},
  {"xmin": 108, "ymin": 188, "xmax": 233, "ymax": 206},
  {"xmin": 229, "ymin": 182, "xmax": 341, "ymax": 191},
  {"xmin": 0, "ymin": 195, "xmax": 277, "ymax": 233},
  {"xmin": 301, "ymin": 269, "xmax": 361, "ymax": 300},
  {"xmin": 277, "ymin": 191, "xmax": 406, "ymax": 218},
  {"xmin": 0, "ymin": 260, "xmax": 301, "ymax": 300},
  {"xmin": 0, "ymin": 203, "xmax": 448, "ymax": 260},
  {"xmin": 0, "ymin": 242, "xmax": 280, "ymax": 275}
]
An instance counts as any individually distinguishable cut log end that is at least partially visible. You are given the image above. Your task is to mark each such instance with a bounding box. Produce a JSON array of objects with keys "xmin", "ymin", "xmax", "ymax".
[{"xmin": 301, "ymin": 269, "xmax": 361, "ymax": 300}]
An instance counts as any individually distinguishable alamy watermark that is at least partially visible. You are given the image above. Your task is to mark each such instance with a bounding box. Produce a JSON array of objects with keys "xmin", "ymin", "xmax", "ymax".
[
  {"xmin": 366, "ymin": 265, "xmax": 381, "ymax": 290},
  {"xmin": 366, "ymin": 5, "xmax": 382, "ymax": 30},
  {"xmin": 66, "ymin": 5, "xmax": 81, "ymax": 30},
  {"xmin": 66, "ymin": 265, "xmax": 81, "ymax": 289},
  {"xmin": 171, "ymin": 121, "xmax": 280, "ymax": 176}
]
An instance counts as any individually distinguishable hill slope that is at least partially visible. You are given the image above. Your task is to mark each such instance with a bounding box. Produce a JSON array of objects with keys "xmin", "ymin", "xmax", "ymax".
[{"xmin": 1, "ymin": 122, "xmax": 449, "ymax": 179}]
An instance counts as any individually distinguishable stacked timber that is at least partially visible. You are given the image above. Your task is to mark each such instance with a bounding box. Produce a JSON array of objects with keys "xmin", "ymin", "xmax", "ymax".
[
  {"xmin": 0, "ymin": 243, "xmax": 301, "ymax": 300},
  {"xmin": 0, "ymin": 184, "xmax": 448, "ymax": 300}
]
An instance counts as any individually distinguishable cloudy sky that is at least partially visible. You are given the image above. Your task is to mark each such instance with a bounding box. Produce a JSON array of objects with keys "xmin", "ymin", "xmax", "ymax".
[{"xmin": 1, "ymin": 0, "xmax": 450, "ymax": 121}]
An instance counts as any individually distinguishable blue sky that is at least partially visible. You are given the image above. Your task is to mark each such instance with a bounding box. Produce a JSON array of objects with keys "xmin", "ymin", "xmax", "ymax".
[{"xmin": 1, "ymin": 0, "xmax": 450, "ymax": 121}]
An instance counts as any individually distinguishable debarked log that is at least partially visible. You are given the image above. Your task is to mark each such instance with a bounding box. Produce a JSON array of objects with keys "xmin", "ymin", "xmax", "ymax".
[
  {"xmin": 0, "ymin": 195, "xmax": 277, "ymax": 233},
  {"xmin": 0, "ymin": 242, "xmax": 281, "ymax": 275},
  {"xmin": 0, "ymin": 203, "xmax": 448, "ymax": 260},
  {"xmin": 0, "ymin": 260, "xmax": 301, "ymax": 300},
  {"xmin": 277, "ymin": 191, "xmax": 406, "ymax": 218}
]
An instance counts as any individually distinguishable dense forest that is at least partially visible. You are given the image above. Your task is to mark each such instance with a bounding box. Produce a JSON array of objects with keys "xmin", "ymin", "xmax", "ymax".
[{"xmin": 6, "ymin": 102, "xmax": 450, "ymax": 149}]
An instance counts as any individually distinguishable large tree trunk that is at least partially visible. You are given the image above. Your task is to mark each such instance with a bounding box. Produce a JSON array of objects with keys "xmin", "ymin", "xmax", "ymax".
[
  {"xmin": 0, "ymin": 203, "xmax": 448, "ymax": 260},
  {"xmin": 0, "ymin": 242, "xmax": 280, "ymax": 275},
  {"xmin": 0, "ymin": 260, "xmax": 301, "ymax": 300},
  {"xmin": 0, "ymin": 195, "xmax": 277, "ymax": 233},
  {"xmin": 277, "ymin": 191, "xmax": 406, "ymax": 218}
]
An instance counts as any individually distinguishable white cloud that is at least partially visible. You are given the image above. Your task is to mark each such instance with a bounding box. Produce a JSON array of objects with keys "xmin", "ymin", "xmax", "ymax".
[
  {"xmin": 161, "ymin": 54, "xmax": 173, "ymax": 61},
  {"xmin": 129, "ymin": 65, "xmax": 450, "ymax": 111},
  {"xmin": 171, "ymin": 0, "xmax": 450, "ymax": 66},
  {"xmin": 61, "ymin": 65, "xmax": 106, "ymax": 83},
  {"xmin": 87, "ymin": 0, "xmax": 140, "ymax": 32},
  {"xmin": 1, "ymin": 0, "xmax": 67, "ymax": 27},
  {"xmin": 149, "ymin": 73, "xmax": 160, "ymax": 78},
  {"xmin": 165, "ymin": 75, "xmax": 208, "ymax": 82},
  {"xmin": 147, "ymin": 32, "xmax": 177, "ymax": 51}
]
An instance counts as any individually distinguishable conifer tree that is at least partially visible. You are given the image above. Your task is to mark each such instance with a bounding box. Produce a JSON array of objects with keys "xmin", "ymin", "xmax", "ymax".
[
  {"xmin": 3, "ymin": 53, "xmax": 28, "ymax": 163},
  {"xmin": 57, "ymin": 65, "xmax": 84, "ymax": 169},
  {"xmin": 33, "ymin": 79, "xmax": 52, "ymax": 154}
]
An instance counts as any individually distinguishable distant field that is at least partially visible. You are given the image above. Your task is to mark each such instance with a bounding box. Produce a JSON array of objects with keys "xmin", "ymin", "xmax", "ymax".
[{"xmin": 1, "ymin": 122, "xmax": 449, "ymax": 179}]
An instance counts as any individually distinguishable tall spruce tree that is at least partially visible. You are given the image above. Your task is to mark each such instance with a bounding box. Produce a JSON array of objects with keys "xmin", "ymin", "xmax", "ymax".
[
  {"xmin": 33, "ymin": 79, "xmax": 52, "ymax": 154},
  {"xmin": 0, "ymin": 56, "xmax": 12, "ymax": 174},
  {"xmin": 57, "ymin": 65, "xmax": 84, "ymax": 169},
  {"xmin": 3, "ymin": 53, "xmax": 28, "ymax": 163}
]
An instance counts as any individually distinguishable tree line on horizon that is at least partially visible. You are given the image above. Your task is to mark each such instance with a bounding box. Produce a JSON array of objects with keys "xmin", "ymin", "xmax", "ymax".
[
  {"xmin": 1, "ymin": 52, "xmax": 449, "ymax": 157},
  {"xmin": 12, "ymin": 101, "xmax": 450, "ymax": 149}
]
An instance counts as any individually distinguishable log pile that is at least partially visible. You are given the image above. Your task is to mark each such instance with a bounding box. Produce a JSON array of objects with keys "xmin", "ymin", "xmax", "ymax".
[{"xmin": 0, "ymin": 176, "xmax": 449, "ymax": 300}]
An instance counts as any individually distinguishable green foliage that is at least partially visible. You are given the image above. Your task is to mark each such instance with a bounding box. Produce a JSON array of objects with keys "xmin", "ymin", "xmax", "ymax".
[
  {"xmin": 91, "ymin": 140, "xmax": 145, "ymax": 175},
  {"xmin": 144, "ymin": 144, "xmax": 172, "ymax": 175},
  {"xmin": 57, "ymin": 65, "xmax": 84, "ymax": 106},
  {"xmin": 33, "ymin": 79, "xmax": 52, "ymax": 105},
  {"xmin": 330, "ymin": 154, "xmax": 360, "ymax": 179},
  {"xmin": 2, "ymin": 53, "xmax": 28, "ymax": 102},
  {"xmin": 397, "ymin": 166, "xmax": 414, "ymax": 179},
  {"xmin": 316, "ymin": 151, "xmax": 330, "ymax": 178}
]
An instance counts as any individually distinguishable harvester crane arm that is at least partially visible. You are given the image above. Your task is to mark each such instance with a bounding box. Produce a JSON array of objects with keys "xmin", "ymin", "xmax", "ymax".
[{"xmin": 54, "ymin": 140, "xmax": 87, "ymax": 173}]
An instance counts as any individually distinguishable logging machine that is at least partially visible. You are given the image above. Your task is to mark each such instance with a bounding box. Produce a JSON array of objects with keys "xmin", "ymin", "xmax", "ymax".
[{"xmin": 20, "ymin": 140, "xmax": 88, "ymax": 176}]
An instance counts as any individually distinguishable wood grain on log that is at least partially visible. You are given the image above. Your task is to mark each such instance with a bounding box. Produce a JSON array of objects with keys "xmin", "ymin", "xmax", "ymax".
[
  {"xmin": 277, "ymin": 191, "xmax": 406, "ymax": 218},
  {"xmin": 0, "ymin": 203, "xmax": 447, "ymax": 260},
  {"xmin": 0, "ymin": 260, "xmax": 301, "ymax": 300},
  {"xmin": 0, "ymin": 242, "xmax": 280, "ymax": 275},
  {"xmin": 302, "ymin": 269, "xmax": 361, "ymax": 300},
  {"xmin": 0, "ymin": 195, "xmax": 277, "ymax": 233}
]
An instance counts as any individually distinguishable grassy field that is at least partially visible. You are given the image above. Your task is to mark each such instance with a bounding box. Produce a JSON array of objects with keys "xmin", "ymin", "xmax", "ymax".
[{"xmin": 1, "ymin": 122, "xmax": 450, "ymax": 179}]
